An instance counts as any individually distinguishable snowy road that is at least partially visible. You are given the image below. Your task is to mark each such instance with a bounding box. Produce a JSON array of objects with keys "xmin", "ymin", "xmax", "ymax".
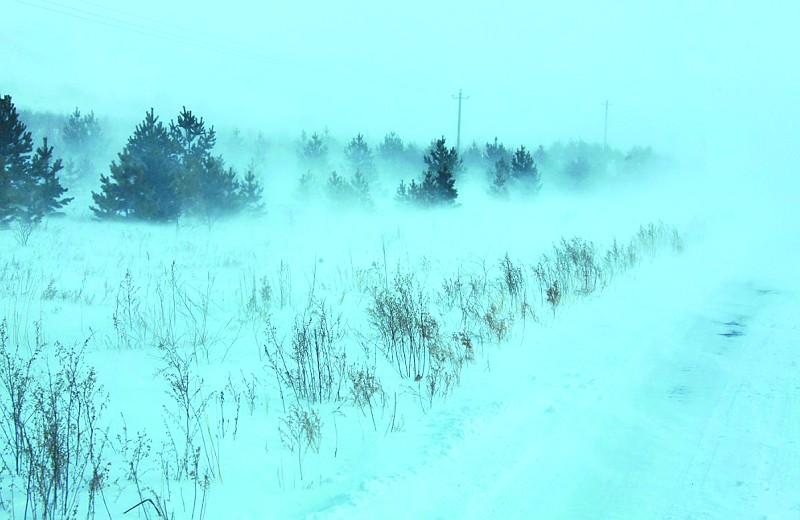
[{"xmin": 310, "ymin": 252, "xmax": 800, "ymax": 519}]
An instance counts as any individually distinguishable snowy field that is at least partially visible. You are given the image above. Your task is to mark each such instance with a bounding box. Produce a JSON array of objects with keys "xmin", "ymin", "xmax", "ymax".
[
  {"xmin": 1, "ymin": 159, "xmax": 797, "ymax": 519},
  {"xmin": 3, "ymin": 2, "xmax": 799, "ymax": 517}
]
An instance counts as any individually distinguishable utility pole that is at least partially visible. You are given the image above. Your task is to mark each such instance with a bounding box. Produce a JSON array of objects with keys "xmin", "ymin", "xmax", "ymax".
[
  {"xmin": 452, "ymin": 89, "xmax": 469, "ymax": 152},
  {"xmin": 603, "ymin": 99, "xmax": 610, "ymax": 152}
]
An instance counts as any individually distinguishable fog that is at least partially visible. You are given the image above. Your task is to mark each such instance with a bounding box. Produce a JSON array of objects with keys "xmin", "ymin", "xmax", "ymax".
[
  {"xmin": 2, "ymin": 1, "xmax": 799, "ymax": 518},
  {"xmin": 5, "ymin": 1, "xmax": 799, "ymax": 159}
]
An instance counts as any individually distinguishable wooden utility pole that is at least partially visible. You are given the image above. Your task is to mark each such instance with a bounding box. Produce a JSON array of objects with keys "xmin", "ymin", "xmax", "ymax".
[
  {"xmin": 603, "ymin": 99, "xmax": 610, "ymax": 151},
  {"xmin": 452, "ymin": 89, "xmax": 469, "ymax": 152}
]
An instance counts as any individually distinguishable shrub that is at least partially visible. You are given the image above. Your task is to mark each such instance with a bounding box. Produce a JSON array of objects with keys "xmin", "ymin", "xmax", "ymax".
[{"xmin": 264, "ymin": 301, "xmax": 346, "ymax": 405}]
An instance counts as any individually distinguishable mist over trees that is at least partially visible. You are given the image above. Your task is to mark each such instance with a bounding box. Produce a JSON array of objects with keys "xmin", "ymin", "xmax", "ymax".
[
  {"xmin": 2, "ymin": 94, "xmax": 667, "ymax": 224},
  {"xmin": 326, "ymin": 169, "xmax": 372, "ymax": 209},
  {"xmin": 377, "ymin": 132, "xmax": 423, "ymax": 171}
]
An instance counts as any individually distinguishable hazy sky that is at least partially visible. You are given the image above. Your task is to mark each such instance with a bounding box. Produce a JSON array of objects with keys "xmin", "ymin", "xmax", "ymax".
[{"xmin": 3, "ymin": 0, "xmax": 799, "ymax": 159}]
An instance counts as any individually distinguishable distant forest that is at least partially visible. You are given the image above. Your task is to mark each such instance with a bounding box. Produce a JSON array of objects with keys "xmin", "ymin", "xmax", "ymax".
[{"xmin": 2, "ymin": 94, "xmax": 664, "ymax": 226}]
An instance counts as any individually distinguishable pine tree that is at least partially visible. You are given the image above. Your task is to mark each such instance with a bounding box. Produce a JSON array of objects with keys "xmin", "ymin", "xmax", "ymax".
[
  {"xmin": 490, "ymin": 158, "xmax": 511, "ymax": 196},
  {"xmin": 93, "ymin": 107, "xmax": 262, "ymax": 221},
  {"xmin": 484, "ymin": 137, "xmax": 510, "ymax": 166},
  {"xmin": 462, "ymin": 141, "xmax": 483, "ymax": 169},
  {"xmin": 327, "ymin": 169, "xmax": 371, "ymax": 209},
  {"xmin": 351, "ymin": 169, "xmax": 371, "ymax": 208},
  {"xmin": 192, "ymin": 158, "xmax": 242, "ymax": 220},
  {"xmin": 0, "ymin": 95, "xmax": 32, "ymax": 224},
  {"xmin": 298, "ymin": 170, "xmax": 314, "ymax": 197},
  {"xmin": 0, "ymin": 95, "xmax": 72, "ymax": 225},
  {"xmin": 509, "ymin": 145, "xmax": 540, "ymax": 192},
  {"xmin": 170, "ymin": 107, "xmax": 241, "ymax": 218},
  {"xmin": 344, "ymin": 134, "xmax": 375, "ymax": 176},
  {"xmin": 239, "ymin": 166, "xmax": 264, "ymax": 213},
  {"xmin": 327, "ymin": 170, "xmax": 350, "ymax": 201},
  {"xmin": 397, "ymin": 137, "xmax": 459, "ymax": 206},
  {"xmin": 565, "ymin": 157, "xmax": 591, "ymax": 187},
  {"xmin": 422, "ymin": 137, "xmax": 459, "ymax": 204},
  {"xmin": 533, "ymin": 145, "xmax": 547, "ymax": 166},
  {"xmin": 63, "ymin": 108, "xmax": 102, "ymax": 151},
  {"xmin": 378, "ymin": 132, "xmax": 404, "ymax": 163},
  {"xmin": 622, "ymin": 146, "xmax": 656, "ymax": 175},
  {"xmin": 23, "ymin": 138, "xmax": 73, "ymax": 220},
  {"xmin": 299, "ymin": 131, "xmax": 328, "ymax": 170},
  {"xmin": 61, "ymin": 108, "xmax": 104, "ymax": 182},
  {"xmin": 92, "ymin": 109, "xmax": 180, "ymax": 221}
]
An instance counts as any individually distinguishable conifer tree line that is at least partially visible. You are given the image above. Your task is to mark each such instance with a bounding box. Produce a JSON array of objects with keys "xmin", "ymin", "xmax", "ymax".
[
  {"xmin": 2, "ymin": 92, "xmax": 661, "ymax": 225},
  {"xmin": 1, "ymin": 95, "xmax": 264, "ymax": 225}
]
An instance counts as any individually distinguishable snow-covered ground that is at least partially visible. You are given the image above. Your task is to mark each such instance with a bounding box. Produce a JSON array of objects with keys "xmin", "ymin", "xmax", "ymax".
[
  {"xmin": 309, "ymin": 242, "xmax": 800, "ymax": 519},
  {"xmin": 1, "ymin": 164, "xmax": 797, "ymax": 519}
]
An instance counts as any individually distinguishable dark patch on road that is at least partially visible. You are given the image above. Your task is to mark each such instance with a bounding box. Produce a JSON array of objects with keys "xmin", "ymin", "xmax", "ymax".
[
  {"xmin": 719, "ymin": 329, "xmax": 745, "ymax": 338},
  {"xmin": 717, "ymin": 317, "xmax": 746, "ymax": 338},
  {"xmin": 668, "ymin": 385, "xmax": 691, "ymax": 402}
]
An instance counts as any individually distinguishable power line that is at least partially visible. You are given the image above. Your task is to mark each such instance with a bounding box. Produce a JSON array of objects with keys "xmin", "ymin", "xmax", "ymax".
[{"xmin": 451, "ymin": 89, "xmax": 469, "ymax": 152}]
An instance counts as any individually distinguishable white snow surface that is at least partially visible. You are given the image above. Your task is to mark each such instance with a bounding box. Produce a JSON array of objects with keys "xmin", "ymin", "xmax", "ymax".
[{"xmin": 1, "ymin": 167, "xmax": 798, "ymax": 519}]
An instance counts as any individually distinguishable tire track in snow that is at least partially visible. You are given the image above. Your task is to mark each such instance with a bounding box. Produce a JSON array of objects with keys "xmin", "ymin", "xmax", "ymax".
[{"xmin": 310, "ymin": 277, "xmax": 800, "ymax": 519}]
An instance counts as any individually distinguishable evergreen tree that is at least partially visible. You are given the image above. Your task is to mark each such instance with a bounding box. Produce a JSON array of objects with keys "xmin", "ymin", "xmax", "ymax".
[
  {"xmin": 327, "ymin": 170, "xmax": 350, "ymax": 201},
  {"xmin": 92, "ymin": 109, "xmax": 181, "ymax": 221},
  {"xmin": 509, "ymin": 145, "xmax": 541, "ymax": 192},
  {"xmin": 490, "ymin": 158, "xmax": 511, "ymax": 196},
  {"xmin": 533, "ymin": 145, "xmax": 547, "ymax": 166},
  {"xmin": 397, "ymin": 137, "xmax": 459, "ymax": 206},
  {"xmin": 403, "ymin": 142, "xmax": 423, "ymax": 167},
  {"xmin": 622, "ymin": 146, "xmax": 656, "ymax": 175},
  {"xmin": 422, "ymin": 137, "xmax": 459, "ymax": 204},
  {"xmin": 192, "ymin": 157, "xmax": 242, "ymax": 219},
  {"xmin": 0, "ymin": 95, "xmax": 32, "ymax": 224},
  {"xmin": 299, "ymin": 131, "xmax": 328, "ymax": 169},
  {"xmin": 61, "ymin": 108, "xmax": 104, "ymax": 182},
  {"xmin": 351, "ymin": 169, "xmax": 371, "ymax": 208},
  {"xmin": 378, "ymin": 132, "xmax": 404, "ymax": 163},
  {"xmin": 93, "ymin": 107, "xmax": 263, "ymax": 221},
  {"xmin": 484, "ymin": 137, "xmax": 510, "ymax": 166},
  {"xmin": 23, "ymin": 138, "xmax": 73, "ymax": 220},
  {"xmin": 170, "ymin": 107, "xmax": 242, "ymax": 218},
  {"xmin": 461, "ymin": 141, "xmax": 483, "ymax": 169},
  {"xmin": 344, "ymin": 134, "xmax": 375, "ymax": 176},
  {"xmin": 62, "ymin": 107, "xmax": 102, "ymax": 151},
  {"xmin": 239, "ymin": 165, "xmax": 264, "ymax": 213},
  {"xmin": 252, "ymin": 132, "xmax": 269, "ymax": 167},
  {"xmin": 565, "ymin": 156, "xmax": 591, "ymax": 187},
  {"xmin": 298, "ymin": 170, "xmax": 314, "ymax": 197},
  {"xmin": 0, "ymin": 95, "xmax": 71, "ymax": 225},
  {"xmin": 327, "ymin": 169, "xmax": 371, "ymax": 209}
]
